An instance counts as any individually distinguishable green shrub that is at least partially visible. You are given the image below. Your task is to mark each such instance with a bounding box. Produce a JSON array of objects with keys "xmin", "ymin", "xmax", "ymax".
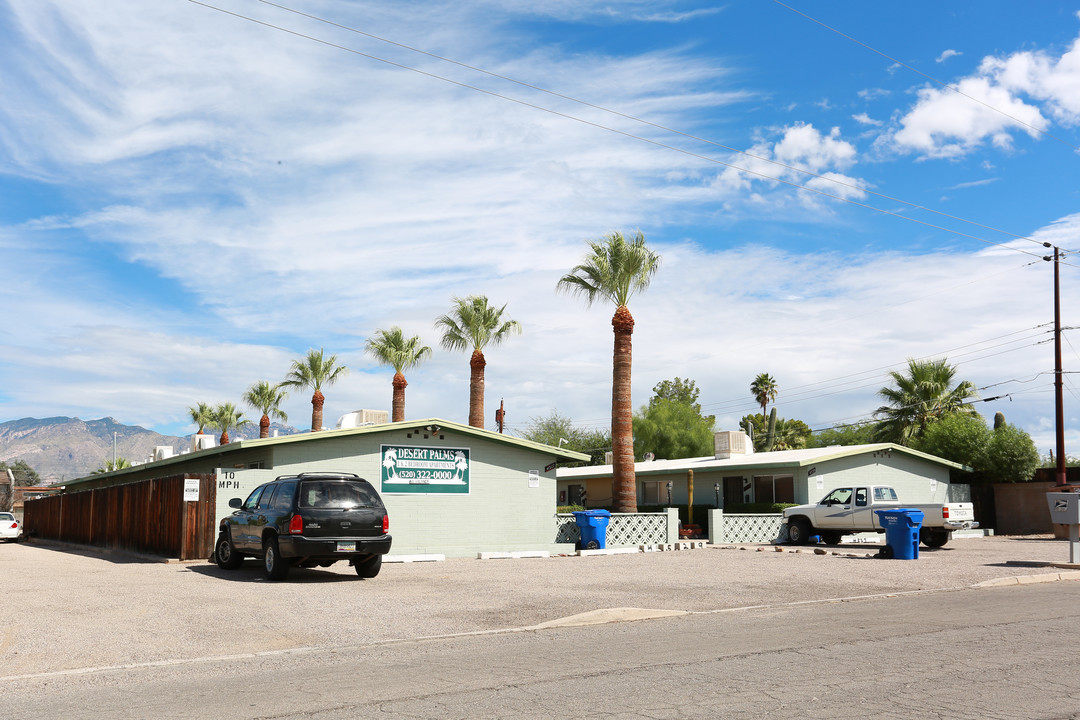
[
  {"xmin": 557, "ymin": 505, "xmax": 585, "ymax": 514},
  {"xmin": 724, "ymin": 502, "xmax": 796, "ymax": 514}
]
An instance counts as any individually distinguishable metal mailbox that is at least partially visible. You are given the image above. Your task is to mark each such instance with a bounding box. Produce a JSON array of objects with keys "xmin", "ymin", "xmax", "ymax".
[{"xmin": 1047, "ymin": 492, "xmax": 1080, "ymax": 525}]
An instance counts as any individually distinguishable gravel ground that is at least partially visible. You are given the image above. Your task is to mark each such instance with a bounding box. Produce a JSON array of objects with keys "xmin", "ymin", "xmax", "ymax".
[{"xmin": 0, "ymin": 535, "xmax": 1075, "ymax": 678}]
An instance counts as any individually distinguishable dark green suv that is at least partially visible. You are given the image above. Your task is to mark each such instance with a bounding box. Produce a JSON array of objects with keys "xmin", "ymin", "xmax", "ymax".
[{"xmin": 215, "ymin": 472, "xmax": 392, "ymax": 581}]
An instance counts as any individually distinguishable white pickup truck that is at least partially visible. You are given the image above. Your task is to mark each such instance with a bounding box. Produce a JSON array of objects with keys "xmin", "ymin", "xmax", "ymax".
[{"xmin": 782, "ymin": 485, "xmax": 979, "ymax": 548}]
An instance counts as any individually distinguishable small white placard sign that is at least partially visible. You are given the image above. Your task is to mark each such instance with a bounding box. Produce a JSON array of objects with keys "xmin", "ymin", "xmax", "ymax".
[
  {"xmin": 528, "ymin": 470, "xmax": 540, "ymax": 488},
  {"xmin": 930, "ymin": 478, "xmax": 938, "ymax": 495},
  {"xmin": 184, "ymin": 478, "xmax": 200, "ymax": 502},
  {"xmin": 816, "ymin": 476, "xmax": 824, "ymax": 491}
]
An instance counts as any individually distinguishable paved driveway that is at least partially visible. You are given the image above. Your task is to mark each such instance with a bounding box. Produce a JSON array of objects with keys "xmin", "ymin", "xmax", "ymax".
[{"xmin": 0, "ymin": 535, "xmax": 1074, "ymax": 679}]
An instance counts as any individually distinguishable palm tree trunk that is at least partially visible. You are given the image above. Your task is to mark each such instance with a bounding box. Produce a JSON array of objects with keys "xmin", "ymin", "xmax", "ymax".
[
  {"xmin": 311, "ymin": 390, "xmax": 325, "ymax": 432},
  {"xmin": 259, "ymin": 414, "xmax": 270, "ymax": 439},
  {"xmin": 220, "ymin": 430, "xmax": 230, "ymax": 445},
  {"xmin": 611, "ymin": 305, "xmax": 636, "ymax": 513},
  {"xmin": 469, "ymin": 350, "xmax": 486, "ymax": 429},
  {"xmin": 392, "ymin": 372, "xmax": 408, "ymax": 423}
]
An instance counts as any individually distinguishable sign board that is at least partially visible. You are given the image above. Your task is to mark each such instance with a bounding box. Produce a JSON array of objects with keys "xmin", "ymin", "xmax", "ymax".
[
  {"xmin": 528, "ymin": 470, "xmax": 540, "ymax": 488},
  {"xmin": 381, "ymin": 445, "xmax": 470, "ymax": 494},
  {"xmin": 213, "ymin": 468, "xmax": 276, "ymax": 528},
  {"xmin": 544, "ymin": 461, "xmax": 557, "ymax": 473},
  {"xmin": 183, "ymin": 478, "xmax": 200, "ymax": 502}
]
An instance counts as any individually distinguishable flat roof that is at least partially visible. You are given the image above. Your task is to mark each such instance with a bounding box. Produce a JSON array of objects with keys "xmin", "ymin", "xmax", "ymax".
[
  {"xmin": 65, "ymin": 418, "xmax": 590, "ymax": 489},
  {"xmin": 558, "ymin": 443, "xmax": 969, "ymax": 479}
]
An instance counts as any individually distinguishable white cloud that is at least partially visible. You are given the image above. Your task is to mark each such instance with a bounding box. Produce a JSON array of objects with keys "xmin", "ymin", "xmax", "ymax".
[
  {"xmin": 852, "ymin": 112, "xmax": 883, "ymax": 127},
  {"xmin": 936, "ymin": 49, "xmax": 962, "ymax": 63},
  {"xmin": 889, "ymin": 24, "xmax": 1080, "ymax": 157}
]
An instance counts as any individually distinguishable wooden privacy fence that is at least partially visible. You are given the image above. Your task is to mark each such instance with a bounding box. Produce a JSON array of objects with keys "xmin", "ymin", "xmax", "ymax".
[{"xmin": 23, "ymin": 474, "xmax": 217, "ymax": 560}]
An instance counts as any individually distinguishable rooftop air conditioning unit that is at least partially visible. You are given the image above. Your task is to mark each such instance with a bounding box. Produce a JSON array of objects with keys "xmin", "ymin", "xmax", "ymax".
[
  {"xmin": 192, "ymin": 434, "xmax": 217, "ymax": 452},
  {"xmin": 337, "ymin": 409, "xmax": 390, "ymax": 429},
  {"xmin": 152, "ymin": 446, "xmax": 175, "ymax": 462},
  {"xmin": 714, "ymin": 431, "xmax": 753, "ymax": 459}
]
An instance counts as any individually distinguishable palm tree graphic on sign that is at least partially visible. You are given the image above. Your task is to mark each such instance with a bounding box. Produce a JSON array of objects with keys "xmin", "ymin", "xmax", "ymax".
[
  {"xmin": 383, "ymin": 447, "xmax": 398, "ymax": 480},
  {"xmin": 453, "ymin": 451, "xmax": 468, "ymax": 481}
]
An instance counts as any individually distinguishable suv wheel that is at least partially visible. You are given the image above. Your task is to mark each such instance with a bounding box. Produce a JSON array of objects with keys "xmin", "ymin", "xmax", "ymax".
[
  {"xmin": 215, "ymin": 532, "xmax": 244, "ymax": 570},
  {"xmin": 354, "ymin": 554, "xmax": 382, "ymax": 578},
  {"xmin": 263, "ymin": 536, "xmax": 291, "ymax": 581}
]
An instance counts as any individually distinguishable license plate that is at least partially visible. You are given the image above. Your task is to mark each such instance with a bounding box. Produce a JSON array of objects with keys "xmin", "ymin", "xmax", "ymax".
[{"xmin": 336, "ymin": 542, "xmax": 356, "ymax": 552}]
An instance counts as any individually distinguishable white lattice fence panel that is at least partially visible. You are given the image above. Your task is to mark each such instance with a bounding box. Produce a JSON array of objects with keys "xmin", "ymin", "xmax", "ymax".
[
  {"xmin": 555, "ymin": 515, "xmax": 580, "ymax": 544},
  {"xmin": 722, "ymin": 514, "xmax": 787, "ymax": 543},
  {"xmin": 608, "ymin": 513, "xmax": 668, "ymax": 545},
  {"xmin": 555, "ymin": 513, "xmax": 668, "ymax": 546}
]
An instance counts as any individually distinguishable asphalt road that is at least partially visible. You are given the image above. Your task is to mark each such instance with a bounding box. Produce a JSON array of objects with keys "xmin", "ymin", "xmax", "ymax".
[{"xmin": 3, "ymin": 536, "xmax": 1080, "ymax": 718}]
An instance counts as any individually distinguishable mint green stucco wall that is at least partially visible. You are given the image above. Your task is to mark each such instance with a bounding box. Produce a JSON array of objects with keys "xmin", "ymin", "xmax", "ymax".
[{"xmin": 261, "ymin": 427, "xmax": 561, "ymax": 557}]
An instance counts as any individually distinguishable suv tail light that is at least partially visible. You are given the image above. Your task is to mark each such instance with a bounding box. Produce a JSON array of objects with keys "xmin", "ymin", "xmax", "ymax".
[
  {"xmin": 942, "ymin": 506, "xmax": 950, "ymax": 519},
  {"xmin": 289, "ymin": 514, "xmax": 304, "ymax": 534},
  {"xmin": 382, "ymin": 515, "xmax": 389, "ymax": 533}
]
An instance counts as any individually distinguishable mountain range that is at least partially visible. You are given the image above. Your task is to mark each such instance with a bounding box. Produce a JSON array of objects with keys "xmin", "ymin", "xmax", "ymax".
[{"xmin": 0, "ymin": 416, "xmax": 299, "ymax": 484}]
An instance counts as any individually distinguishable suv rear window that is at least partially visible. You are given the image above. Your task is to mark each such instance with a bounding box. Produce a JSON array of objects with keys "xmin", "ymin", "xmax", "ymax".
[{"xmin": 299, "ymin": 479, "xmax": 380, "ymax": 509}]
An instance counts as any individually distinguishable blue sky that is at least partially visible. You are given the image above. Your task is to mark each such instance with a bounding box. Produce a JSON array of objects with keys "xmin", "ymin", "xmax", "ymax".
[{"xmin": 2, "ymin": 0, "xmax": 1079, "ymax": 462}]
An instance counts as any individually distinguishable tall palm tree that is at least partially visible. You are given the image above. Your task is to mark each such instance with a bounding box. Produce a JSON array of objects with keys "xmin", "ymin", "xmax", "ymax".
[
  {"xmin": 242, "ymin": 381, "xmax": 289, "ymax": 439},
  {"xmin": 750, "ymin": 373, "xmax": 778, "ymax": 419},
  {"xmin": 873, "ymin": 357, "xmax": 978, "ymax": 445},
  {"xmin": 281, "ymin": 348, "xmax": 349, "ymax": 432},
  {"xmin": 435, "ymin": 296, "xmax": 522, "ymax": 429},
  {"xmin": 188, "ymin": 402, "xmax": 214, "ymax": 436},
  {"xmin": 365, "ymin": 327, "xmax": 432, "ymax": 422},
  {"xmin": 212, "ymin": 402, "xmax": 249, "ymax": 445},
  {"xmin": 557, "ymin": 230, "xmax": 661, "ymax": 513}
]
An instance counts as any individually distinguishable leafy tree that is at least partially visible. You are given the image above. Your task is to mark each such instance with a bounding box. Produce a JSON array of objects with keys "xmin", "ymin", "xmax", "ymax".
[
  {"xmin": 282, "ymin": 348, "xmax": 349, "ymax": 432},
  {"xmin": 806, "ymin": 421, "xmax": 877, "ymax": 448},
  {"xmin": 984, "ymin": 422, "xmax": 1040, "ymax": 483},
  {"xmin": 873, "ymin": 358, "xmax": 978, "ymax": 445},
  {"xmin": 243, "ymin": 381, "xmax": 289, "ymax": 439},
  {"xmin": 913, "ymin": 413, "xmax": 991, "ymax": 470},
  {"xmin": 650, "ymin": 377, "xmax": 711, "ymax": 418},
  {"xmin": 913, "ymin": 412, "xmax": 1039, "ymax": 483},
  {"xmin": 435, "ymin": 296, "xmax": 521, "ymax": 429},
  {"xmin": 211, "ymin": 402, "xmax": 249, "ymax": 445},
  {"xmin": 634, "ymin": 400, "xmax": 714, "ymax": 460},
  {"xmin": 739, "ymin": 413, "xmax": 811, "ymax": 452},
  {"xmin": 750, "ymin": 373, "xmax": 778, "ymax": 419},
  {"xmin": 188, "ymin": 402, "xmax": 214, "ymax": 435},
  {"xmin": 0, "ymin": 459, "xmax": 43, "ymax": 487},
  {"xmin": 557, "ymin": 230, "xmax": 661, "ymax": 513},
  {"xmin": 365, "ymin": 327, "xmax": 432, "ymax": 422},
  {"xmin": 518, "ymin": 410, "xmax": 611, "ymax": 466}
]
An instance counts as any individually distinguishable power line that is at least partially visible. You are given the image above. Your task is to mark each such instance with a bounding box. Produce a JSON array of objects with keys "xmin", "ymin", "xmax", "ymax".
[
  {"xmin": 249, "ymin": 0, "xmax": 1065, "ymax": 253},
  {"xmin": 187, "ymin": 0, "xmax": 1062, "ymax": 260},
  {"xmin": 772, "ymin": 0, "xmax": 1080, "ymax": 153}
]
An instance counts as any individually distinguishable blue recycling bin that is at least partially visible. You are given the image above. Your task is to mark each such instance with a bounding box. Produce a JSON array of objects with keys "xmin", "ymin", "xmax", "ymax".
[
  {"xmin": 572, "ymin": 509, "xmax": 611, "ymax": 550},
  {"xmin": 874, "ymin": 508, "xmax": 925, "ymax": 560}
]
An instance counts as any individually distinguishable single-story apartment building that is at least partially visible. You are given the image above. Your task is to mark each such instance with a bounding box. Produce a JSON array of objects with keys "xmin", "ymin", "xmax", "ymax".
[
  {"xmin": 25, "ymin": 418, "xmax": 588, "ymax": 559},
  {"xmin": 558, "ymin": 431, "xmax": 969, "ymax": 509}
]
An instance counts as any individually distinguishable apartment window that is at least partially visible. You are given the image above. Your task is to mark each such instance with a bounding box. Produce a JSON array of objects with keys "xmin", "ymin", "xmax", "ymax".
[
  {"xmin": 641, "ymin": 481, "xmax": 666, "ymax": 505},
  {"xmin": 753, "ymin": 475, "xmax": 795, "ymax": 504}
]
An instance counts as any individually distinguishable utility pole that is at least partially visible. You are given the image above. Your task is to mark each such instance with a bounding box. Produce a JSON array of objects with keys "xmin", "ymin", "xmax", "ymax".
[
  {"xmin": 1047, "ymin": 245, "xmax": 1067, "ymax": 486},
  {"xmin": 495, "ymin": 399, "xmax": 505, "ymax": 434}
]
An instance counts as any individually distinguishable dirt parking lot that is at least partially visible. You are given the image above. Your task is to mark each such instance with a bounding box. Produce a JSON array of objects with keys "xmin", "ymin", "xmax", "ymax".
[{"xmin": 0, "ymin": 535, "xmax": 1075, "ymax": 679}]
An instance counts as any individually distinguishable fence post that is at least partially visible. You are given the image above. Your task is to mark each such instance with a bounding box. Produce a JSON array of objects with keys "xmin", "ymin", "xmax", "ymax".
[
  {"xmin": 709, "ymin": 508, "xmax": 723, "ymax": 544},
  {"xmin": 665, "ymin": 507, "xmax": 679, "ymax": 544}
]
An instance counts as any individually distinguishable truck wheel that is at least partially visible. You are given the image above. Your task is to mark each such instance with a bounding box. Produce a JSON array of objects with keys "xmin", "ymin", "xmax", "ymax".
[
  {"xmin": 920, "ymin": 528, "xmax": 950, "ymax": 548},
  {"xmin": 822, "ymin": 531, "xmax": 843, "ymax": 546},
  {"xmin": 787, "ymin": 517, "xmax": 812, "ymax": 545},
  {"xmin": 263, "ymin": 536, "xmax": 291, "ymax": 581},
  {"xmin": 214, "ymin": 532, "xmax": 244, "ymax": 570},
  {"xmin": 354, "ymin": 554, "xmax": 382, "ymax": 578}
]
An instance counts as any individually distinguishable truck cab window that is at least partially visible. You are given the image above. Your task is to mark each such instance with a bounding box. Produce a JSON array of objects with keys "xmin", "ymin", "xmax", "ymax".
[{"xmin": 855, "ymin": 488, "xmax": 868, "ymax": 506}]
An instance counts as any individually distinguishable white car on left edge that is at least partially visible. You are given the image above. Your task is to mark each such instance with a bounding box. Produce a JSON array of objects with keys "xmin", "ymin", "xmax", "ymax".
[{"xmin": 0, "ymin": 512, "xmax": 21, "ymax": 542}]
